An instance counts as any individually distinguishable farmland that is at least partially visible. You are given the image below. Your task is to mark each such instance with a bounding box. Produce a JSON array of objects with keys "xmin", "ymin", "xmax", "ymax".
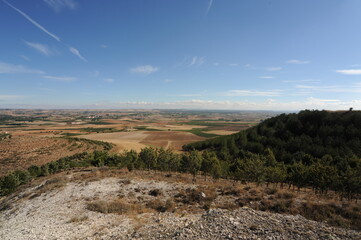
[{"xmin": 0, "ymin": 109, "xmax": 279, "ymax": 175}]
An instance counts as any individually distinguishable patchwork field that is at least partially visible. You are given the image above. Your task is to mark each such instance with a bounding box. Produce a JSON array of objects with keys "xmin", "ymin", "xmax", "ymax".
[
  {"xmin": 0, "ymin": 109, "xmax": 279, "ymax": 173},
  {"xmin": 78, "ymin": 131, "xmax": 206, "ymax": 152}
]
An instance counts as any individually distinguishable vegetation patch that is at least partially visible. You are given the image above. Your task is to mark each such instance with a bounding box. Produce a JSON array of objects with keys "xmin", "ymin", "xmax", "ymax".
[
  {"xmin": 134, "ymin": 126, "xmax": 162, "ymax": 131},
  {"xmin": 146, "ymin": 198, "xmax": 174, "ymax": 212},
  {"xmin": 87, "ymin": 199, "xmax": 138, "ymax": 214}
]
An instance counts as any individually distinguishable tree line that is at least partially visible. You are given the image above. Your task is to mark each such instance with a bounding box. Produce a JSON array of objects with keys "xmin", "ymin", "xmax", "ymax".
[{"xmin": 1, "ymin": 146, "xmax": 360, "ymax": 200}]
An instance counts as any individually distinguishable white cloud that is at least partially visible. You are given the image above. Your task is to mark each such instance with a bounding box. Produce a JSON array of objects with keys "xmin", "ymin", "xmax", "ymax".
[
  {"xmin": 3, "ymin": 0, "xmax": 61, "ymax": 42},
  {"xmin": 24, "ymin": 41, "xmax": 52, "ymax": 56},
  {"xmin": 93, "ymin": 71, "xmax": 100, "ymax": 77},
  {"xmin": 3, "ymin": 1, "xmax": 88, "ymax": 63},
  {"xmin": 103, "ymin": 78, "xmax": 114, "ymax": 83},
  {"xmin": 89, "ymin": 98, "xmax": 354, "ymax": 111},
  {"xmin": 282, "ymin": 79, "xmax": 320, "ymax": 83},
  {"xmin": 206, "ymin": 0, "xmax": 213, "ymax": 15},
  {"xmin": 69, "ymin": 47, "xmax": 87, "ymax": 62},
  {"xmin": 164, "ymin": 79, "xmax": 173, "ymax": 83},
  {"xmin": 287, "ymin": 59, "xmax": 310, "ymax": 64},
  {"xmin": 43, "ymin": 75, "xmax": 76, "ymax": 82},
  {"xmin": 0, "ymin": 62, "xmax": 44, "ymax": 74},
  {"xmin": 168, "ymin": 93, "xmax": 203, "ymax": 97},
  {"xmin": 295, "ymin": 83, "xmax": 361, "ymax": 93},
  {"xmin": 0, "ymin": 95, "xmax": 23, "ymax": 101},
  {"xmin": 100, "ymin": 44, "xmax": 108, "ymax": 48},
  {"xmin": 131, "ymin": 65, "xmax": 159, "ymax": 75},
  {"xmin": 266, "ymin": 67, "xmax": 282, "ymax": 71},
  {"xmin": 213, "ymin": 62, "xmax": 220, "ymax": 66},
  {"xmin": 189, "ymin": 56, "xmax": 205, "ymax": 67},
  {"xmin": 43, "ymin": 0, "xmax": 76, "ymax": 12},
  {"xmin": 20, "ymin": 55, "xmax": 30, "ymax": 61},
  {"xmin": 336, "ymin": 69, "xmax": 361, "ymax": 75},
  {"xmin": 259, "ymin": 76, "xmax": 274, "ymax": 79},
  {"xmin": 223, "ymin": 89, "xmax": 282, "ymax": 97},
  {"xmin": 229, "ymin": 63, "xmax": 239, "ymax": 67},
  {"xmin": 5, "ymin": 98, "xmax": 361, "ymax": 111}
]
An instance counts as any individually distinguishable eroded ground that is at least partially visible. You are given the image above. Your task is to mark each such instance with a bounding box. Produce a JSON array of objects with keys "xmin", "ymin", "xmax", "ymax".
[{"xmin": 0, "ymin": 169, "xmax": 359, "ymax": 240}]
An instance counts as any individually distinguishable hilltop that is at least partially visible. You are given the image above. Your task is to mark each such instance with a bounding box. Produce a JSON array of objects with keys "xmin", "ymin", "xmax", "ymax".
[{"xmin": 0, "ymin": 169, "xmax": 359, "ymax": 240}]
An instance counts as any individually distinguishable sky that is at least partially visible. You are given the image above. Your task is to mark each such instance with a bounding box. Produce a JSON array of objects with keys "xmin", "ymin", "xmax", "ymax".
[{"xmin": 1, "ymin": 0, "xmax": 361, "ymax": 111}]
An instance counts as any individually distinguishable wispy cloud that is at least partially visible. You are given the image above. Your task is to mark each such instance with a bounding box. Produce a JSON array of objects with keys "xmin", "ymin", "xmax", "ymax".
[
  {"xmin": 164, "ymin": 79, "xmax": 173, "ymax": 83},
  {"xmin": 90, "ymin": 97, "xmax": 350, "ymax": 111},
  {"xmin": 3, "ymin": 0, "xmax": 60, "ymax": 42},
  {"xmin": 93, "ymin": 71, "xmax": 100, "ymax": 77},
  {"xmin": 168, "ymin": 93, "xmax": 203, "ymax": 97},
  {"xmin": 287, "ymin": 59, "xmax": 310, "ymax": 64},
  {"xmin": 0, "ymin": 95, "xmax": 23, "ymax": 101},
  {"xmin": 43, "ymin": 0, "xmax": 77, "ymax": 12},
  {"xmin": 295, "ymin": 83, "xmax": 361, "ymax": 93},
  {"xmin": 4, "ymin": 0, "xmax": 86, "ymax": 62},
  {"xmin": 229, "ymin": 63, "xmax": 239, "ymax": 67},
  {"xmin": 282, "ymin": 79, "xmax": 320, "ymax": 83},
  {"xmin": 43, "ymin": 75, "xmax": 76, "ymax": 82},
  {"xmin": 69, "ymin": 47, "xmax": 87, "ymax": 62},
  {"xmin": 103, "ymin": 78, "xmax": 114, "ymax": 83},
  {"xmin": 336, "ymin": 69, "xmax": 361, "ymax": 75},
  {"xmin": 206, "ymin": 0, "xmax": 213, "ymax": 15},
  {"xmin": 189, "ymin": 56, "xmax": 205, "ymax": 67},
  {"xmin": 100, "ymin": 44, "xmax": 108, "ymax": 48},
  {"xmin": 6, "ymin": 98, "xmax": 361, "ymax": 111},
  {"xmin": 24, "ymin": 41, "xmax": 52, "ymax": 56},
  {"xmin": 223, "ymin": 89, "xmax": 282, "ymax": 97},
  {"xmin": 131, "ymin": 65, "xmax": 159, "ymax": 75},
  {"xmin": 20, "ymin": 55, "xmax": 30, "ymax": 61},
  {"xmin": 0, "ymin": 62, "xmax": 44, "ymax": 74},
  {"xmin": 265, "ymin": 67, "xmax": 282, "ymax": 71},
  {"xmin": 259, "ymin": 76, "xmax": 274, "ymax": 79}
]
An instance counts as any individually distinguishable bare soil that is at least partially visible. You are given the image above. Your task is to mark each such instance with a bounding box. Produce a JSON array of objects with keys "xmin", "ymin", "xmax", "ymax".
[{"xmin": 0, "ymin": 136, "xmax": 104, "ymax": 176}]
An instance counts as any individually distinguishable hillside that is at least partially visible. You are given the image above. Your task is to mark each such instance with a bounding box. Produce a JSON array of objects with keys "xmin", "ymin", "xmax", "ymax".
[
  {"xmin": 184, "ymin": 110, "xmax": 361, "ymax": 161},
  {"xmin": 183, "ymin": 110, "xmax": 361, "ymax": 198}
]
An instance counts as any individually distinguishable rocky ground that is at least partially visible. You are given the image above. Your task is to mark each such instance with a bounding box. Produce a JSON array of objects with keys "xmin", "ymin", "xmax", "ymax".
[{"xmin": 0, "ymin": 170, "xmax": 359, "ymax": 240}]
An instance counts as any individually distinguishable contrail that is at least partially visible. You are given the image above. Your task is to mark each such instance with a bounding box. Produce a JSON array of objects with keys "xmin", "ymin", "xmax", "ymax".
[
  {"xmin": 206, "ymin": 0, "xmax": 213, "ymax": 15},
  {"xmin": 69, "ymin": 47, "xmax": 87, "ymax": 62},
  {"xmin": 3, "ymin": 0, "xmax": 87, "ymax": 62},
  {"xmin": 2, "ymin": 0, "xmax": 61, "ymax": 42}
]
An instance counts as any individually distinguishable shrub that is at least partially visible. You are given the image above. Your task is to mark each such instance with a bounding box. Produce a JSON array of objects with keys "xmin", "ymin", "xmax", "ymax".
[
  {"xmin": 149, "ymin": 189, "xmax": 162, "ymax": 197},
  {"xmin": 175, "ymin": 188, "xmax": 217, "ymax": 204},
  {"xmin": 0, "ymin": 174, "xmax": 20, "ymax": 196},
  {"xmin": 276, "ymin": 191, "xmax": 295, "ymax": 199},
  {"xmin": 264, "ymin": 188, "xmax": 278, "ymax": 195},
  {"xmin": 146, "ymin": 198, "xmax": 174, "ymax": 212},
  {"xmin": 219, "ymin": 185, "xmax": 241, "ymax": 196},
  {"xmin": 13, "ymin": 170, "xmax": 31, "ymax": 185}
]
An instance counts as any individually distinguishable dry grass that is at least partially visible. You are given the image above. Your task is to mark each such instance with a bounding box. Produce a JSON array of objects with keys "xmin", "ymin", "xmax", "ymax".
[
  {"xmin": 67, "ymin": 215, "xmax": 89, "ymax": 223},
  {"xmin": 175, "ymin": 187, "xmax": 217, "ymax": 205},
  {"xmin": 86, "ymin": 199, "xmax": 140, "ymax": 214},
  {"xmin": 146, "ymin": 198, "xmax": 175, "ymax": 212}
]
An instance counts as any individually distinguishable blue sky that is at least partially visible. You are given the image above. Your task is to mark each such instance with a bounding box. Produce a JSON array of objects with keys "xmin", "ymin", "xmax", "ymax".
[{"xmin": 1, "ymin": 0, "xmax": 361, "ymax": 110}]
